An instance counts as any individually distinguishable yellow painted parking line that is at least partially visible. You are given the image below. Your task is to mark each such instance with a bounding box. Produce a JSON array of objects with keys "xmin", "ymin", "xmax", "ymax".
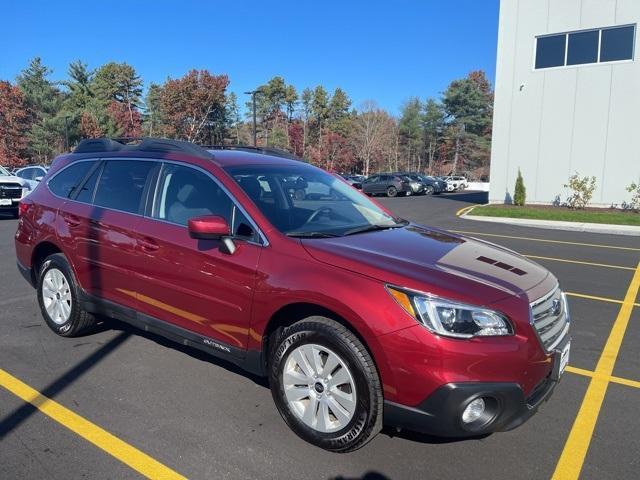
[
  {"xmin": 565, "ymin": 291, "xmax": 640, "ymax": 308},
  {"xmin": 0, "ymin": 368, "xmax": 186, "ymax": 480},
  {"xmin": 566, "ymin": 366, "xmax": 640, "ymax": 390},
  {"xmin": 552, "ymin": 262, "xmax": 640, "ymax": 480},
  {"xmin": 524, "ymin": 254, "xmax": 636, "ymax": 271},
  {"xmin": 455, "ymin": 205, "xmax": 478, "ymax": 216},
  {"xmin": 450, "ymin": 229, "xmax": 640, "ymax": 252}
]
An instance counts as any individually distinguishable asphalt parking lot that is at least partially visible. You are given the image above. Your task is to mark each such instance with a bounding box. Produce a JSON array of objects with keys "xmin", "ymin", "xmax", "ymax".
[{"xmin": 1, "ymin": 191, "xmax": 638, "ymax": 480}]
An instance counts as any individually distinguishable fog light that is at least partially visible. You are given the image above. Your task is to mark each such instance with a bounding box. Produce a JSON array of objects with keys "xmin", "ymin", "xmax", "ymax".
[{"xmin": 462, "ymin": 398, "xmax": 486, "ymax": 424}]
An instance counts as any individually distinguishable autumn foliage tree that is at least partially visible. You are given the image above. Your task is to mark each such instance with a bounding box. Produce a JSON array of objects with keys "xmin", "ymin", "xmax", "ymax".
[
  {"xmin": 0, "ymin": 81, "xmax": 31, "ymax": 167},
  {"xmin": 157, "ymin": 70, "xmax": 229, "ymax": 143}
]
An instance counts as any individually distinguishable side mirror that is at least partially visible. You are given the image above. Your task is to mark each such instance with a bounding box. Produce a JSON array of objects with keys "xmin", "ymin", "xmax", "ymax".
[
  {"xmin": 35, "ymin": 176, "xmax": 43, "ymax": 182},
  {"xmin": 188, "ymin": 215, "xmax": 237, "ymax": 254},
  {"xmin": 188, "ymin": 215, "xmax": 229, "ymax": 240}
]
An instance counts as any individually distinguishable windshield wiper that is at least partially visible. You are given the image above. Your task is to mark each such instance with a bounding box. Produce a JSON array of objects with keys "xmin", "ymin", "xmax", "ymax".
[
  {"xmin": 343, "ymin": 221, "xmax": 408, "ymax": 236},
  {"xmin": 286, "ymin": 231, "xmax": 341, "ymax": 238}
]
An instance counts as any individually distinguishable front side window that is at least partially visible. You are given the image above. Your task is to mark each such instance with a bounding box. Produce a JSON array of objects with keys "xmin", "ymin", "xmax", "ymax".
[
  {"xmin": 153, "ymin": 164, "xmax": 232, "ymax": 226},
  {"xmin": 17, "ymin": 168, "xmax": 36, "ymax": 180},
  {"xmin": 93, "ymin": 160, "xmax": 155, "ymax": 214},
  {"xmin": 48, "ymin": 161, "xmax": 94, "ymax": 199},
  {"xmin": 226, "ymin": 164, "xmax": 401, "ymax": 237}
]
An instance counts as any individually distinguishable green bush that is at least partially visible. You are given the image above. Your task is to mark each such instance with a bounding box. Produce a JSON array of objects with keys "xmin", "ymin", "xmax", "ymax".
[
  {"xmin": 625, "ymin": 181, "xmax": 640, "ymax": 211},
  {"xmin": 564, "ymin": 172, "xmax": 596, "ymax": 209},
  {"xmin": 513, "ymin": 169, "xmax": 526, "ymax": 206}
]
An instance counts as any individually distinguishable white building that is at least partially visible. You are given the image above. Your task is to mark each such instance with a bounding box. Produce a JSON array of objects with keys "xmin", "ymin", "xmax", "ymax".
[{"xmin": 490, "ymin": 0, "xmax": 639, "ymax": 207}]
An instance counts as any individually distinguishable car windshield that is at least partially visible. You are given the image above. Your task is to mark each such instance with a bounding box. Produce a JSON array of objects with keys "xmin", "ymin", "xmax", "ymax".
[
  {"xmin": 0, "ymin": 166, "xmax": 11, "ymax": 176},
  {"xmin": 225, "ymin": 164, "xmax": 403, "ymax": 237}
]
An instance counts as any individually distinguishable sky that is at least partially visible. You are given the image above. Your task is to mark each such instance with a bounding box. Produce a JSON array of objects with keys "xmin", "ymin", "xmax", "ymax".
[{"xmin": 2, "ymin": 0, "xmax": 500, "ymax": 115}]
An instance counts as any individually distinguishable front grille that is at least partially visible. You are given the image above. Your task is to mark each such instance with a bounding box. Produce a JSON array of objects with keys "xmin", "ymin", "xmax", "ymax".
[
  {"xmin": 530, "ymin": 286, "xmax": 569, "ymax": 352},
  {"xmin": 0, "ymin": 183, "xmax": 23, "ymax": 199}
]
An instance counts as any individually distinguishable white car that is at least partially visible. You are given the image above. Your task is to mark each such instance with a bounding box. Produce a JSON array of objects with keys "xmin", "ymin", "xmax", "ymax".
[
  {"xmin": 0, "ymin": 165, "xmax": 32, "ymax": 217},
  {"xmin": 442, "ymin": 176, "xmax": 468, "ymax": 191},
  {"xmin": 14, "ymin": 165, "xmax": 48, "ymax": 190}
]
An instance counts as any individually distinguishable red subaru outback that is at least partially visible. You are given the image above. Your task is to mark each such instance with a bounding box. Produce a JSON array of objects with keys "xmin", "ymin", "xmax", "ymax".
[{"xmin": 15, "ymin": 138, "xmax": 570, "ymax": 452}]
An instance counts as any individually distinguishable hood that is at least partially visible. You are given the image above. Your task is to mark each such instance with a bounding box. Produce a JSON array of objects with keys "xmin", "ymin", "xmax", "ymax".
[
  {"xmin": 301, "ymin": 225, "xmax": 551, "ymax": 306},
  {"xmin": 0, "ymin": 175, "xmax": 27, "ymax": 186}
]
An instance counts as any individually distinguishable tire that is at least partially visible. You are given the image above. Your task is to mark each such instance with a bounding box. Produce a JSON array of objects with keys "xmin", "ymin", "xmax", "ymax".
[
  {"xmin": 37, "ymin": 253, "xmax": 97, "ymax": 337},
  {"xmin": 269, "ymin": 317, "xmax": 383, "ymax": 452},
  {"xmin": 386, "ymin": 186, "xmax": 397, "ymax": 198},
  {"xmin": 424, "ymin": 185, "xmax": 434, "ymax": 195}
]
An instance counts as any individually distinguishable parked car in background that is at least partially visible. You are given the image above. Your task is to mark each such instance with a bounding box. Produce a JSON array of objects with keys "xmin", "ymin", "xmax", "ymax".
[
  {"xmin": 362, "ymin": 174, "xmax": 412, "ymax": 197},
  {"xmin": 340, "ymin": 174, "xmax": 365, "ymax": 190},
  {"xmin": 442, "ymin": 176, "xmax": 468, "ymax": 192},
  {"xmin": 15, "ymin": 165, "xmax": 48, "ymax": 190},
  {"xmin": 16, "ymin": 137, "xmax": 571, "ymax": 452},
  {"xmin": 394, "ymin": 173, "xmax": 445, "ymax": 195},
  {"xmin": 0, "ymin": 165, "xmax": 32, "ymax": 217}
]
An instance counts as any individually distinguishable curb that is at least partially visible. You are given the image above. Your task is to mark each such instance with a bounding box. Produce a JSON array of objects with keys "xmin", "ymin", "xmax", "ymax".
[{"xmin": 461, "ymin": 210, "xmax": 640, "ymax": 236}]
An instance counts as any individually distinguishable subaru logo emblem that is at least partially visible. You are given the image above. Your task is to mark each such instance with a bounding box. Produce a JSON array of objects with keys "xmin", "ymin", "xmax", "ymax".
[{"xmin": 551, "ymin": 298, "xmax": 562, "ymax": 316}]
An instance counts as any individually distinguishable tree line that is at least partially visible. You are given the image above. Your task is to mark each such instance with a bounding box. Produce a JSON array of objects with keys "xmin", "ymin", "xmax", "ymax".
[{"xmin": 0, "ymin": 57, "xmax": 493, "ymax": 179}]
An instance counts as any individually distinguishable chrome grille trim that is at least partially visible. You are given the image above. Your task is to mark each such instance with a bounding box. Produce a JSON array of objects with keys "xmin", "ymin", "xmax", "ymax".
[{"xmin": 530, "ymin": 285, "xmax": 570, "ymax": 352}]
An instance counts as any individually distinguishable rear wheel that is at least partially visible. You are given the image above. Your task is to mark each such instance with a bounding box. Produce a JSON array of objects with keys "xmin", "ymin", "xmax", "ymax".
[
  {"xmin": 424, "ymin": 185, "xmax": 434, "ymax": 195},
  {"xmin": 386, "ymin": 186, "xmax": 397, "ymax": 197},
  {"xmin": 37, "ymin": 253, "xmax": 97, "ymax": 337},
  {"xmin": 270, "ymin": 317, "xmax": 383, "ymax": 452}
]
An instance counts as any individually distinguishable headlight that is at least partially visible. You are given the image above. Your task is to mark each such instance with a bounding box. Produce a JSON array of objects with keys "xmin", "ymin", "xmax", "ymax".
[{"xmin": 387, "ymin": 286, "xmax": 513, "ymax": 338}]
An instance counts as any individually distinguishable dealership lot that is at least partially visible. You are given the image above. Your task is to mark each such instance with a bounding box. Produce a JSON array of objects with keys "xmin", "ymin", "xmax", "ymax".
[{"xmin": 0, "ymin": 192, "xmax": 638, "ymax": 480}]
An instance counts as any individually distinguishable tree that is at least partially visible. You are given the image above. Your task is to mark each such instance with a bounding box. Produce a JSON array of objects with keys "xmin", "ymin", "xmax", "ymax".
[
  {"xmin": 513, "ymin": 169, "xmax": 526, "ymax": 206},
  {"xmin": 352, "ymin": 101, "xmax": 393, "ymax": 176},
  {"xmin": 64, "ymin": 60, "xmax": 94, "ymax": 110},
  {"xmin": 107, "ymin": 100, "xmax": 142, "ymax": 138},
  {"xmin": 421, "ymin": 99, "xmax": 445, "ymax": 173},
  {"xmin": 225, "ymin": 92, "xmax": 241, "ymax": 144},
  {"xmin": 327, "ymin": 87, "xmax": 352, "ymax": 136},
  {"xmin": 0, "ymin": 81, "xmax": 31, "ymax": 167},
  {"xmin": 398, "ymin": 98, "xmax": 423, "ymax": 171},
  {"xmin": 17, "ymin": 57, "xmax": 65, "ymax": 162},
  {"xmin": 158, "ymin": 69, "xmax": 229, "ymax": 142},
  {"xmin": 93, "ymin": 62, "xmax": 143, "ymax": 135},
  {"xmin": 441, "ymin": 70, "xmax": 494, "ymax": 176}
]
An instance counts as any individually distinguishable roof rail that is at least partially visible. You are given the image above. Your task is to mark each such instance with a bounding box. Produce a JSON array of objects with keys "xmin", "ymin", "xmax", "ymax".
[
  {"xmin": 202, "ymin": 144, "xmax": 305, "ymax": 162},
  {"xmin": 74, "ymin": 137, "xmax": 213, "ymax": 160}
]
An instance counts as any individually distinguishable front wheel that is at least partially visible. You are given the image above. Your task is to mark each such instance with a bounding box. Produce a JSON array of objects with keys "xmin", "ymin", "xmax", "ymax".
[
  {"xmin": 424, "ymin": 185, "xmax": 434, "ymax": 195},
  {"xmin": 386, "ymin": 186, "xmax": 397, "ymax": 197},
  {"xmin": 269, "ymin": 317, "xmax": 383, "ymax": 452}
]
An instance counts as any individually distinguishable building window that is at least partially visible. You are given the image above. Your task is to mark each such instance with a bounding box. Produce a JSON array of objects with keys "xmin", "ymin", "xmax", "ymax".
[
  {"xmin": 535, "ymin": 34, "xmax": 566, "ymax": 69},
  {"xmin": 600, "ymin": 25, "xmax": 635, "ymax": 62},
  {"xmin": 535, "ymin": 24, "xmax": 635, "ymax": 69},
  {"xmin": 567, "ymin": 30, "xmax": 599, "ymax": 65}
]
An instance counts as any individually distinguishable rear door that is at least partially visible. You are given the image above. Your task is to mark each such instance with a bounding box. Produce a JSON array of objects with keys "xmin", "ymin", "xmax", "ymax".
[
  {"xmin": 133, "ymin": 162, "xmax": 263, "ymax": 353},
  {"xmin": 59, "ymin": 159, "xmax": 157, "ymax": 310}
]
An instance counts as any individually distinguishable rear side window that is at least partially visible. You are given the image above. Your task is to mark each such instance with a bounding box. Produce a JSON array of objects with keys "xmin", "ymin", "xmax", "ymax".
[
  {"xmin": 153, "ymin": 163, "xmax": 232, "ymax": 226},
  {"xmin": 93, "ymin": 160, "xmax": 155, "ymax": 214},
  {"xmin": 48, "ymin": 162, "xmax": 94, "ymax": 198}
]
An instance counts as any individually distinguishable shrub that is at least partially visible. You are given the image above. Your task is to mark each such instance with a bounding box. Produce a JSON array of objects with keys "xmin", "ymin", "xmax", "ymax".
[
  {"xmin": 513, "ymin": 169, "xmax": 526, "ymax": 206},
  {"xmin": 625, "ymin": 181, "xmax": 640, "ymax": 211},
  {"xmin": 564, "ymin": 172, "xmax": 596, "ymax": 209}
]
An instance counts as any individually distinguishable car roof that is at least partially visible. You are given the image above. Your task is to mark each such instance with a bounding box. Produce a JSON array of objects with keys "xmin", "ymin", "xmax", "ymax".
[{"xmin": 65, "ymin": 137, "xmax": 307, "ymax": 169}]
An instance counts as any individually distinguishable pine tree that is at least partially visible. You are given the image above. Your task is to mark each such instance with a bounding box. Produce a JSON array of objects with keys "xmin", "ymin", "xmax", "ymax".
[{"xmin": 514, "ymin": 169, "xmax": 526, "ymax": 206}]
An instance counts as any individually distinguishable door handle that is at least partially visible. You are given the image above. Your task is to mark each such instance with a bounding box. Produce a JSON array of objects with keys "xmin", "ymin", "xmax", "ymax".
[
  {"xmin": 138, "ymin": 237, "xmax": 159, "ymax": 252},
  {"xmin": 63, "ymin": 214, "xmax": 81, "ymax": 227}
]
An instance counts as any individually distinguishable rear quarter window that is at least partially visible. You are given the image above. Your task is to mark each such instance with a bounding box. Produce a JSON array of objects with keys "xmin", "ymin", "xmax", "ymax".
[{"xmin": 48, "ymin": 162, "xmax": 94, "ymax": 198}]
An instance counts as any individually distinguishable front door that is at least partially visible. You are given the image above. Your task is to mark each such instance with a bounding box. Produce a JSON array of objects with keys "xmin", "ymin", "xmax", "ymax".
[{"xmin": 132, "ymin": 162, "xmax": 262, "ymax": 353}]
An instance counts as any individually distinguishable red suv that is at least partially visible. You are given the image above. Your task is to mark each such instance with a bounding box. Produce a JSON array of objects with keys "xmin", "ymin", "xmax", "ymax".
[{"xmin": 15, "ymin": 138, "xmax": 571, "ymax": 452}]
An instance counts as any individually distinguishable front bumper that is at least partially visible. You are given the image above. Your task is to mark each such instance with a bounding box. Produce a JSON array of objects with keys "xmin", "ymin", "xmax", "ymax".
[
  {"xmin": 384, "ymin": 377, "xmax": 556, "ymax": 437},
  {"xmin": 0, "ymin": 198, "xmax": 21, "ymax": 209},
  {"xmin": 384, "ymin": 334, "xmax": 570, "ymax": 437}
]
